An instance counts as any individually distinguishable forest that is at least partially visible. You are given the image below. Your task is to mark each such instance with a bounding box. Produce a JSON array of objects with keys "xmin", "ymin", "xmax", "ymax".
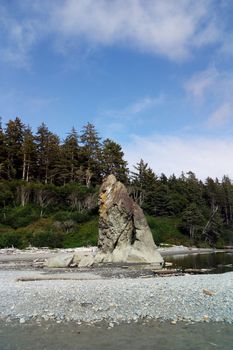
[{"xmin": 0, "ymin": 117, "xmax": 232, "ymax": 249}]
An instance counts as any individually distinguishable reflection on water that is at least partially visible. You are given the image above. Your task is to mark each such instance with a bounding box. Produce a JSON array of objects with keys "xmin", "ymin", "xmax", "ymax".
[
  {"xmin": 0, "ymin": 320, "xmax": 233, "ymax": 350},
  {"xmin": 166, "ymin": 252, "xmax": 233, "ymax": 273}
]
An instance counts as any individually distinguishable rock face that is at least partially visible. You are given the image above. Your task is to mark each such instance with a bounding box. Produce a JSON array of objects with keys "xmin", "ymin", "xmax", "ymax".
[{"xmin": 96, "ymin": 174, "xmax": 164, "ymax": 266}]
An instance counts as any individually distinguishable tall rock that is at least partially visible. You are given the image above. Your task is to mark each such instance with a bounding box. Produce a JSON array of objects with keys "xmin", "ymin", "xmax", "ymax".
[{"xmin": 96, "ymin": 174, "xmax": 164, "ymax": 266}]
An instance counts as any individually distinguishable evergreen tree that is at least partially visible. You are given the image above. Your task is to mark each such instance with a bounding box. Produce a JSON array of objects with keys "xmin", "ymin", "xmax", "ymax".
[
  {"xmin": 80, "ymin": 122, "xmax": 102, "ymax": 187},
  {"xmin": 181, "ymin": 203, "xmax": 205, "ymax": 240},
  {"xmin": 185, "ymin": 171, "xmax": 203, "ymax": 204},
  {"xmin": 4, "ymin": 117, "xmax": 25, "ymax": 179},
  {"xmin": 101, "ymin": 138, "xmax": 128, "ymax": 183},
  {"xmin": 35, "ymin": 123, "xmax": 50, "ymax": 183},
  {"xmin": 35, "ymin": 123, "xmax": 60, "ymax": 184},
  {"xmin": 130, "ymin": 159, "xmax": 158, "ymax": 209},
  {"xmin": 221, "ymin": 176, "xmax": 233, "ymax": 225},
  {"xmin": 60, "ymin": 127, "xmax": 79, "ymax": 183},
  {"xmin": 21, "ymin": 126, "xmax": 36, "ymax": 182}
]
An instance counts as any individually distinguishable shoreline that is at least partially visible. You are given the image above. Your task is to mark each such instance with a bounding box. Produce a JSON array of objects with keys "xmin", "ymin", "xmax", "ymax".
[{"xmin": 0, "ymin": 245, "xmax": 232, "ymax": 264}]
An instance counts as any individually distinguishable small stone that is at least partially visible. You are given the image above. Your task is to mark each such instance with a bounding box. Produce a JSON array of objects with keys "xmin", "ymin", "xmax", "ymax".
[
  {"xmin": 203, "ymin": 315, "xmax": 209, "ymax": 321},
  {"xmin": 203, "ymin": 289, "xmax": 215, "ymax": 296},
  {"xmin": 19, "ymin": 318, "xmax": 25, "ymax": 324},
  {"xmin": 171, "ymin": 320, "xmax": 177, "ymax": 325}
]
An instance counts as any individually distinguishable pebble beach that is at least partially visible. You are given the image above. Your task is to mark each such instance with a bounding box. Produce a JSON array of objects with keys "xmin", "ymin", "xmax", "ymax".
[{"xmin": 0, "ymin": 267, "xmax": 233, "ymax": 325}]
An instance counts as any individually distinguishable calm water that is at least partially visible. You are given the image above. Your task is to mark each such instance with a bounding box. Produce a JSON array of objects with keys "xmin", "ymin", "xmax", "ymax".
[
  {"xmin": 166, "ymin": 252, "xmax": 233, "ymax": 273},
  {"xmin": 0, "ymin": 321, "xmax": 233, "ymax": 350}
]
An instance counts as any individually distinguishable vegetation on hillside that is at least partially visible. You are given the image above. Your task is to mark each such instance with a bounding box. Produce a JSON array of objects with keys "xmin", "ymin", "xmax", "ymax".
[{"xmin": 0, "ymin": 117, "xmax": 232, "ymax": 248}]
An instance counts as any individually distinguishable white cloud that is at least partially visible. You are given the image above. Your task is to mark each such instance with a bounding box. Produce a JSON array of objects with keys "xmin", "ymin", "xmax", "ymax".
[
  {"xmin": 105, "ymin": 95, "xmax": 164, "ymax": 117},
  {"xmin": 207, "ymin": 103, "xmax": 233, "ymax": 128},
  {"xmin": 0, "ymin": 2, "xmax": 50, "ymax": 67},
  {"xmin": 185, "ymin": 66, "xmax": 233, "ymax": 128},
  {"xmin": 0, "ymin": 0, "xmax": 226, "ymax": 66},
  {"xmin": 54, "ymin": 0, "xmax": 220, "ymax": 61},
  {"xmin": 124, "ymin": 135, "xmax": 233, "ymax": 180}
]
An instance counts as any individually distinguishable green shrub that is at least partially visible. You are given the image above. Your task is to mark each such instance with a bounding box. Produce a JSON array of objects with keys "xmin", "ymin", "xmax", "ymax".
[
  {"xmin": 2, "ymin": 205, "xmax": 40, "ymax": 228},
  {"xmin": 70, "ymin": 211, "xmax": 90, "ymax": 223},
  {"xmin": 52, "ymin": 210, "xmax": 90, "ymax": 223},
  {"xmin": 0, "ymin": 232, "xmax": 24, "ymax": 249},
  {"xmin": 30, "ymin": 231, "xmax": 64, "ymax": 248},
  {"xmin": 64, "ymin": 217, "xmax": 98, "ymax": 248}
]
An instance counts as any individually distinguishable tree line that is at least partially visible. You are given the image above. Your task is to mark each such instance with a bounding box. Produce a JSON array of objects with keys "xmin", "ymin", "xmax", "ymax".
[
  {"xmin": 131, "ymin": 160, "xmax": 233, "ymax": 245},
  {"xmin": 0, "ymin": 117, "xmax": 233, "ymax": 246},
  {"xmin": 0, "ymin": 117, "xmax": 128, "ymax": 186}
]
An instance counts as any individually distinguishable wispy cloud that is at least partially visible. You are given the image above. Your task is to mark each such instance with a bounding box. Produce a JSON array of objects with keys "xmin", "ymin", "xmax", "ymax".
[
  {"xmin": 185, "ymin": 66, "xmax": 233, "ymax": 129},
  {"xmin": 0, "ymin": 0, "xmax": 230, "ymax": 67},
  {"xmin": 54, "ymin": 0, "xmax": 221, "ymax": 61},
  {"xmin": 207, "ymin": 103, "xmax": 233, "ymax": 128},
  {"xmin": 185, "ymin": 67, "xmax": 219, "ymax": 101},
  {"xmin": 124, "ymin": 134, "xmax": 233, "ymax": 180},
  {"xmin": 105, "ymin": 95, "xmax": 164, "ymax": 117}
]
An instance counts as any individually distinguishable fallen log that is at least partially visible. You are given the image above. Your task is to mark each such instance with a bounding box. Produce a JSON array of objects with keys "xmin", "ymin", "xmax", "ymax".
[
  {"xmin": 16, "ymin": 275, "xmax": 99, "ymax": 282},
  {"xmin": 152, "ymin": 269, "xmax": 182, "ymax": 275},
  {"xmin": 183, "ymin": 268, "xmax": 213, "ymax": 274},
  {"xmin": 152, "ymin": 268, "xmax": 213, "ymax": 276}
]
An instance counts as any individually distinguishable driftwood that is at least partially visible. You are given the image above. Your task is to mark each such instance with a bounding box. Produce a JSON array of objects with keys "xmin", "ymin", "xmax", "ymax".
[
  {"xmin": 184, "ymin": 268, "xmax": 213, "ymax": 274},
  {"xmin": 16, "ymin": 275, "xmax": 99, "ymax": 282},
  {"xmin": 152, "ymin": 269, "xmax": 182, "ymax": 275},
  {"xmin": 152, "ymin": 268, "xmax": 213, "ymax": 276}
]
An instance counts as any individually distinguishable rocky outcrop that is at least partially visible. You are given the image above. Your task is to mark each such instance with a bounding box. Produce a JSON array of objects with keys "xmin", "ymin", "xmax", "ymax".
[
  {"xmin": 44, "ymin": 175, "xmax": 163, "ymax": 268},
  {"xmin": 95, "ymin": 175, "xmax": 164, "ymax": 266}
]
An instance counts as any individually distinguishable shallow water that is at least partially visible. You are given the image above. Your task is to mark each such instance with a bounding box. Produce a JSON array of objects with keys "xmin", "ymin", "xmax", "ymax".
[
  {"xmin": 0, "ymin": 320, "xmax": 232, "ymax": 350},
  {"xmin": 166, "ymin": 252, "xmax": 233, "ymax": 273}
]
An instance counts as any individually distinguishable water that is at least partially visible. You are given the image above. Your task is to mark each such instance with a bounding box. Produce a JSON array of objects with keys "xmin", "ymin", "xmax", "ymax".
[
  {"xmin": 0, "ymin": 320, "xmax": 233, "ymax": 350},
  {"xmin": 166, "ymin": 252, "xmax": 233, "ymax": 273}
]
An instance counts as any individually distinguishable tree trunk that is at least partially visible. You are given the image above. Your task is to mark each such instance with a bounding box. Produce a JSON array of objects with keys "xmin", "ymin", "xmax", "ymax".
[
  {"xmin": 22, "ymin": 153, "xmax": 26, "ymax": 181},
  {"xmin": 202, "ymin": 205, "xmax": 218, "ymax": 238}
]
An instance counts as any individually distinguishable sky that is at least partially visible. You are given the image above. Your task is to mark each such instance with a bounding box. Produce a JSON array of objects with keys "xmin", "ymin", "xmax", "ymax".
[{"xmin": 0, "ymin": 0, "xmax": 233, "ymax": 180}]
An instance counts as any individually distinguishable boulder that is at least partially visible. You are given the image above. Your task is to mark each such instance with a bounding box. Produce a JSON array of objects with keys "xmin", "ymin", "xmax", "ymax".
[
  {"xmin": 78, "ymin": 255, "xmax": 95, "ymax": 268},
  {"xmin": 95, "ymin": 174, "xmax": 164, "ymax": 267},
  {"xmin": 45, "ymin": 253, "xmax": 74, "ymax": 268},
  {"xmin": 73, "ymin": 252, "xmax": 95, "ymax": 267}
]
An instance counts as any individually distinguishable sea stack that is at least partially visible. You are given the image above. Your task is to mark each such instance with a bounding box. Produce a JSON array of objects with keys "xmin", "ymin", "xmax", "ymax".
[{"xmin": 95, "ymin": 174, "xmax": 164, "ymax": 267}]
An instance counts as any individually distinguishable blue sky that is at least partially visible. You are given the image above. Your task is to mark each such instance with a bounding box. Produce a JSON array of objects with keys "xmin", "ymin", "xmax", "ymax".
[{"xmin": 1, "ymin": 0, "xmax": 233, "ymax": 179}]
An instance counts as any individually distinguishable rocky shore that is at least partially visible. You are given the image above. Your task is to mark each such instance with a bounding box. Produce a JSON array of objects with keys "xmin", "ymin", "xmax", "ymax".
[{"xmin": 0, "ymin": 266, "xmax": 232, "ymax": 325}]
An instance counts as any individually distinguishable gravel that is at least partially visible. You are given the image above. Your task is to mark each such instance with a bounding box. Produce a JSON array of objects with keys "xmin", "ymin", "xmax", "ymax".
[{"xmin": 0, "ymin": 269, "xmax": 233, "ymax": 325}]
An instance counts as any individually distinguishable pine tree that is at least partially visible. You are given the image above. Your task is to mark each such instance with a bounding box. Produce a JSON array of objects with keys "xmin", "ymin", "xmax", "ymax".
[
  {"xmin": 130, "ymin": 159, "xmax": 157, "ymax": 209},
  {"xmin": 221, "ymin": 176, "xmax": 233, "ymax": 225},
  {"xmin": 35, "ymin": 123, "xmax": 60, "ymax": 184},
  {"xmin": 80, "ymin": 122, "xmax": 102, "ymax": 187},
  {"xmin": 4, "ymin": 117, "xmax": 25, "ymax": 179},
  {"xmin": 21, "ymin": 126, "xmax": 36, "ymax": 182},
  {"xmin": 101, "ymin": 138, "xmax": 128, "ymax": 183},
  {"xmin": 60, "ymin": 127, "xmax": 80, "ymax": 183}
]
